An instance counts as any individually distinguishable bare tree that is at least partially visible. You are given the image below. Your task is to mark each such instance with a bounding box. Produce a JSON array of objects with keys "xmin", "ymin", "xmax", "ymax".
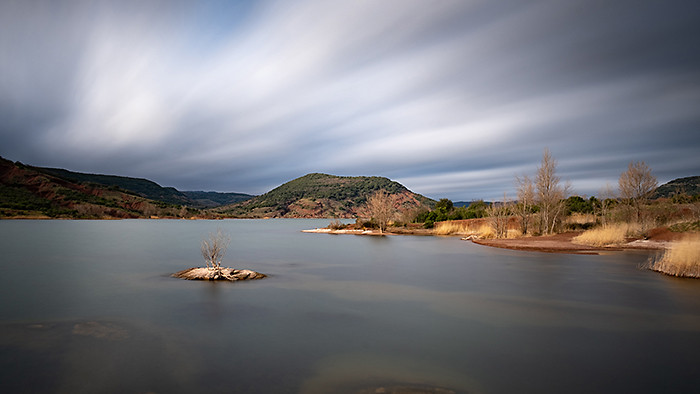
[
  {"xmin": 618, "ymin": 161, "xmax": 658, "ymax": 222},
  {"xmin": 488, "ymin": 193, "xmax": 511, "ymax": 238},
  {"xmin": 201, "ymin": 229, "xmax": 231, "ymax": 273},
  {"xmin": 366, "ymin": 190, "xmax": 395, "ymax": 234},
  {"xmin": 514, "ymin": 175, "xmax": 535, "ymax": 235},
  {"xmin": 596, "ymin": 183, "xmax": 617, "ymax": 226},
  {"xmin": 535, "ymin": 148, "xmax": 569, "ymax": 234}
]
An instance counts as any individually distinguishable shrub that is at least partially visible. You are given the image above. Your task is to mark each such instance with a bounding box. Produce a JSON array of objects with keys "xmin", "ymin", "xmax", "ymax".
[{"xmin": 329, "ymin": 219, "xmax": 347, "ymax": 230}]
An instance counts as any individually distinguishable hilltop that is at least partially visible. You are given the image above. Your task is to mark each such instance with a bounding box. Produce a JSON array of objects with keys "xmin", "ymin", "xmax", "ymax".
[
  {"xmin": 653, "ymin": 176, "xmax": 700, "ymax": 199},
  {"xmin": 218, "ymin": 173, "xmax": 434, "ymax": 218}
]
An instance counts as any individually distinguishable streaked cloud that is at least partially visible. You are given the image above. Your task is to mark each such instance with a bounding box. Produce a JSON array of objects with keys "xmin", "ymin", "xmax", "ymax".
[{"xmin": 1, "ymin": 0, "xmax": 699, "ymax": 200}]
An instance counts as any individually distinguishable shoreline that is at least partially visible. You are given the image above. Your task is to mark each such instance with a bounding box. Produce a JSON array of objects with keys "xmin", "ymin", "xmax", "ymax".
[{"xmin": 303, "ymin": 227, "xmax": 674, "ymax": 254}]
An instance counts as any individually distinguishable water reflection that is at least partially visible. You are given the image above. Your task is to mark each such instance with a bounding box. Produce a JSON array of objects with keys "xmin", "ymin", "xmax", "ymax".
[{"xmin": 1, "ymin": 220, "xmax": 699, "ymax": 393}]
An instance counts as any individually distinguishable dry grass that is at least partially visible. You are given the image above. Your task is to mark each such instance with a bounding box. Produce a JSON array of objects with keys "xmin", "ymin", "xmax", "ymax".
[
  {"xmin": 572, "ymin": 223, "xmax": 641, "ymax": 246},
  {"xmin": 646, "ymin": 234, "xmax": 700, "ymax": 278},
  {"xmin": 476, "ymin": 224, "xmax": 496, "ymax": 239},
  {"xmin": 434, "ymin": 220, "xmax": 482, "ymax": 235},
  {"xmin": 565, "ymin": 213, "xmax": 597, "ymax": 226},
  {"xmin": 433, "ymin": 220, "xmax": 500, "ymax": 238},
  {"xmin": 507, "ymin": 228, "xmax": 523, "ymax": 239}
]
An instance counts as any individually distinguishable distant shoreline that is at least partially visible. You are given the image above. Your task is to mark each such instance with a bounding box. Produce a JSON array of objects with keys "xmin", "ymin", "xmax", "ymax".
[{"xmin": 303, "ymin": 227, "xmax": 674, "ymax": 254}]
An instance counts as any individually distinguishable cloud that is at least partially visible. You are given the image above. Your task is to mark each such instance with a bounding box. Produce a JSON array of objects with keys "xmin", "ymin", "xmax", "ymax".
[{"xmin": 1, "ymin": 0, "xmax": 699, "ymax": 199}]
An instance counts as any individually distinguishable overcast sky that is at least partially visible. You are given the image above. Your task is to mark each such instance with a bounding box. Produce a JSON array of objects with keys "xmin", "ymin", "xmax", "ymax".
[{"xmin": 1, "ymin": 0, "xmax": 699, "ymax": 200}]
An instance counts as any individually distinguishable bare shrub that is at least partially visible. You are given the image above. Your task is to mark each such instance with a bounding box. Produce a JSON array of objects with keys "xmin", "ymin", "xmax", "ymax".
[
  {"xmin": 596, "ymin": 183, "xmax": 617, "ymax": 226},
  {"xmin": 201, "ymin": 229, "xmax": 230, "ymax": 272},
  {"xmin": 329, "ymin": 219, "xmax": 346, "ymax": 230},
  {"xmin": 645, "ymin": 234, "xmax": 700, "ymax": 278},
  {"xmin": 515, "ymin": 175, "xmax": 535, "ymax": 235},
  {"xmin": 488, "ymin": 194, "xmax": 511, "ymax": 239},
  {"xmin": 535, "ymin": 149, "xmax": 569, "ymax": 234},
  {"xmin": 619, "ymin": 161, "xmax": 657, "ymax": 223},
  {"xmin": 366, "ymin": 190, "xmax": 395, "ymax": 234}
]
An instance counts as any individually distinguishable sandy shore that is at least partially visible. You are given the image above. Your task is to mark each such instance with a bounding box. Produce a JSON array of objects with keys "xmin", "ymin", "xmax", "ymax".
[
  {"xmin": 468, "ymin": 232, "xmax": 668, "ymax": 254},
  {"xmin": 304, "ymin": 227, "xmax": 676, "ymax": 254}
]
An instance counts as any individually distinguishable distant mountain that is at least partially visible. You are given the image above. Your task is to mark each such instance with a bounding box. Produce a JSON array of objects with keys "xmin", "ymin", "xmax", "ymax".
[
  {"xmin": 453, "ymin": 201, "xmax": 484, "ymax": 208},
  {"xmin": 0, "ymin": 157, "xmax": 194, "ymax": 219},
  {"xmin": 182, "ymin": 191, "xmax": 254, "ymax": 208},
  {"xmin": 653, "ymin": 176, "xmax": 700, "ymax": 199},
  {"xmin": 218, "ymin": 173, "xmax": 435, "ymax": 218}
]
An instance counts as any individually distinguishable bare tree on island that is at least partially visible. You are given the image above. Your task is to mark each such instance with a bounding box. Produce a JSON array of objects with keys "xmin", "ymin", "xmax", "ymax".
[
  {"xmin": 173, "ymin": 228, "xmax": 266, "ymax": 282},
  {"xmin": 367, "ymin": 190, "xmax": 395, "ymax": 234},
  {"xmin": 619, "ymin": 161, "xmax": 657, "ymax": 223},
  {"xmin": 535, "ymin": 148, "xmax": 569, "ymax": 235},
  {"xmin": 201, "ymin": 228, "xmax": 230, "ymax": 275}
]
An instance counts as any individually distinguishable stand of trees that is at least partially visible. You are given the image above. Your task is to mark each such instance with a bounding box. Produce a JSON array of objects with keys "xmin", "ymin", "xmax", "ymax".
[{"xmin": 409, "ymin": 149, "xmax": 697, "ymax": 239}]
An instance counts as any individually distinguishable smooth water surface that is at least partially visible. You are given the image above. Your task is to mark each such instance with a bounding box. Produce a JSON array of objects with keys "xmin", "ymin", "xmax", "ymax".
[{"xmin": 1, "ymin": 219, "xmax": 699, "ymax": 393}]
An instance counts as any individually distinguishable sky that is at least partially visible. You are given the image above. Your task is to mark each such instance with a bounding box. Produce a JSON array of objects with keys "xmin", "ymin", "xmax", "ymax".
[{"xmin": 1, "ymin": 0, "xmax": 699, "ymax": 201}]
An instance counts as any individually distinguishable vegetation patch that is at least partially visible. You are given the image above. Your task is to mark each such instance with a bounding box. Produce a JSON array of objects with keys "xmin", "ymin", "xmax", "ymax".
[
  {"xmin": 572, "ymin": 224, "xmax": 631, "ymax": 247},
  {"xmin": 645, "ymin": 234, "xmax": 700, "ymax": 278},
  {"xmin": 669, "ymin": 220, "xmax": 700, "ymax": 233}
]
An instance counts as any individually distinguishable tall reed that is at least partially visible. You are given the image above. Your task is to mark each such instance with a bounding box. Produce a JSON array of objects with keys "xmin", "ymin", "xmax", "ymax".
[
  {"xmin": 572, "ymin": 223, "xmax": 639, "ymax": 246},
  {"xmin": 646, "ymin": 234, "xmax": 700, "ymax": 278}
]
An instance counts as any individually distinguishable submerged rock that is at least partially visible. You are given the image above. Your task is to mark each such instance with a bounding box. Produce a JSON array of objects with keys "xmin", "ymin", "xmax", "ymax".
[{"xmin": 172, "ymin": 267, "xmax": 267, "ymax": 281}]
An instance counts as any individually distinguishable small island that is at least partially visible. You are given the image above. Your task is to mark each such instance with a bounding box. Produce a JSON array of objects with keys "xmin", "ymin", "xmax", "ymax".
[
  {"xmin": 172, "ymin": 267, "xmax": 266, "ymax": 281},
  {"xmin": 172, "ymin": 229, "xmax": 267, "ymax": 282}
]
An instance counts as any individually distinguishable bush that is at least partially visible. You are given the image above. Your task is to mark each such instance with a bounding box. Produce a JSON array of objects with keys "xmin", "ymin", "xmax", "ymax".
[{"xmin": 329, "ymin": 219, "xmax": 347, "ymax": 230}]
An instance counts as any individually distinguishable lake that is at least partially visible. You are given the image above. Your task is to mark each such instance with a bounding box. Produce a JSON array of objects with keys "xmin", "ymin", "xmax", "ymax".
[{"xmin": 1, "ymin": 219, "xmax": 699, "ymax": 393}]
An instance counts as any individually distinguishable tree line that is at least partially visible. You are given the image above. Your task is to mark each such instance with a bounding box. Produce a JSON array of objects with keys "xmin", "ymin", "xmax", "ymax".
[{"xmin": 362, "ymin": 148, "xmax": 697, "ymax": 238}]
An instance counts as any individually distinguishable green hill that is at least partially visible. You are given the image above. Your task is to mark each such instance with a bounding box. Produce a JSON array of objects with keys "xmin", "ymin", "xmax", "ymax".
[
  {"xmin": 219, "ymin": 173, "xmax": 434, "ymax": 218},
  {"xmin": 182, "ymin": 191, "xmax": 254, "ymax": 208},
  {"xmin": 653, "ymin": 176, "xmax": 700, "ymax": 199}
]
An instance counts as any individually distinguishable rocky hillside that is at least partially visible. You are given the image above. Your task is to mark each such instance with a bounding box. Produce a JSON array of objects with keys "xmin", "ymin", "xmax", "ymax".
[
  {"xmin": 34, "ymin": 166, "xmax": 195, "ymax": 206},
  {"xmin": 0, "ymin": 157, "xmax": 196, "ymax": 219},
  {"xmin": 218, "ymin": 173, "xmax": 434, "ymax": 218}
]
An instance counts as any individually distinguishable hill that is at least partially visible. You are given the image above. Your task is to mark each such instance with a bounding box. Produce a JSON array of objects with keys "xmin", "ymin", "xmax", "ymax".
[
  {"xmin": 182, "ymin": 191, "xmax": 254, "ymax": 208},
  {"xmin": 653, "ymin": 176, "xmax": 700, "ymax": 199},
  {"xmin": 0, "ymin": 157, "xmax": 196, "ymax": 219},
  {"xmin": 33, "ymin": 166, "xmax": 194, "ymax": 206},
  {"xmin": 218, "ymin": 173, "xmax": 435, "ymax": 218}
]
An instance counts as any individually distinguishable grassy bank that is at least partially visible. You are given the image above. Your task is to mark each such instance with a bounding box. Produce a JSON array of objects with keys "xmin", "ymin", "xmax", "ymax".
[{"xmin": 645, "ymin": 235, "xmax": 700, "ymax": 278}]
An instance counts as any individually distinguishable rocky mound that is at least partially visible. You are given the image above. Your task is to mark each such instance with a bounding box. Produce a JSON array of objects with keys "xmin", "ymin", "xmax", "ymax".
[{"xmin": 172, "ymin": 267, "xmax": 267, "ymax": 281}]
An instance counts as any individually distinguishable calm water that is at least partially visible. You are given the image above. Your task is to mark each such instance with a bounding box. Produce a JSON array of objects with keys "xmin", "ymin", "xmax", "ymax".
[{"xmin": 1, "ymin": 219, "xmax": 699, "ymax": 393}]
